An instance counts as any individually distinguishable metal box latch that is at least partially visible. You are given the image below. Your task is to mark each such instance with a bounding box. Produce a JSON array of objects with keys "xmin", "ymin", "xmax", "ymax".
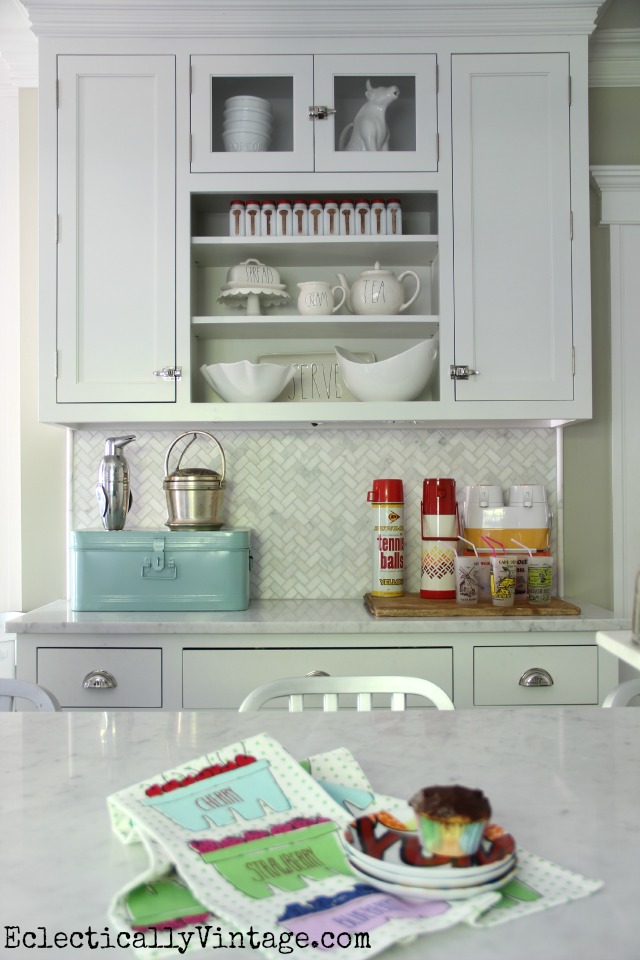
[{"xmin": 141, "ymin": 537, "xmax": 177, "ymax": 579}]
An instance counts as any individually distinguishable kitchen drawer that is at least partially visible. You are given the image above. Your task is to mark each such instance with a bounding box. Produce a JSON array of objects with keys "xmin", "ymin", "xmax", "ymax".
[
  {"xmin": 473, "ymin": 645, "xmax": 598, "ymax": 706},
  {"xmin": 183, "ymin": 647, "xmax": 453, "ymax": 708},
  {"xmin": 37, "ymin": 647, "xmax": 162, "ymax": 708}
]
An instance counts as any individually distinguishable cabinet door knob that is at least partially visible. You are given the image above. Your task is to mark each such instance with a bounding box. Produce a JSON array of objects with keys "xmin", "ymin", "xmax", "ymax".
[
  {"xmin": 82, "ymin": 669, "xmax": 118, "ymax": 690},
  {"xmin": 519, "ymin": 668, "xmax": 553, "ymax": 687}
]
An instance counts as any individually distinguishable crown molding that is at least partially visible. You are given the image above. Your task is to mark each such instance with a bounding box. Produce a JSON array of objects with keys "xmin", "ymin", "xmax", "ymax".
[
  {"xmin": 589, "ymin": 28, "xmax": 640, "ymax": 86},
  {"xmin": 591, "ymin": 165, "xmax": 640, "ymax": 223},
  {"xmin": 0, "ymin": 4, "xmax": 38, "ymax": 87},
  {"xmin": 20, "ymin": 0, "xmax": 603, "ymax": 39}
]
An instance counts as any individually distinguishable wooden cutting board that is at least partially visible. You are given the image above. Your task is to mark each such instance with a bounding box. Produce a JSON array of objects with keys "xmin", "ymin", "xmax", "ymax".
[{"xmin": 364, "ymin": 592, "xmax": 581, "ymax": 618}]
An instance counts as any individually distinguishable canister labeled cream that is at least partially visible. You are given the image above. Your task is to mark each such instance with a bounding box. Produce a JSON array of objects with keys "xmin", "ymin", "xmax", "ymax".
[{"xmin": 367, "ymin": 478, "xmax": 404, "ymax": 597}]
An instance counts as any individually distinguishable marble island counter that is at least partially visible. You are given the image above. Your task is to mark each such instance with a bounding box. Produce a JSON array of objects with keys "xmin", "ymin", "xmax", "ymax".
[
  {"xmin": 8, "ymin": 600, "xmax": 624, "ymax": 711},
  {"xmin": 5, "ymin": 597, "xmax": 627, "ymax": 636}
]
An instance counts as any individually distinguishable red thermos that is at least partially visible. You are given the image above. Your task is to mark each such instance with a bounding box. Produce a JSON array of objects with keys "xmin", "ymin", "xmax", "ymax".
[{"xmin": 420, "ymin": 478, "xmax": 457, "ymax": 599}]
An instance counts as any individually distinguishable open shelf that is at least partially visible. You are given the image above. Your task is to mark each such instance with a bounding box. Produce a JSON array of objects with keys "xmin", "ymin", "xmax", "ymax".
[
  {"xmin": 192, "ymin": 314, "xmax": 440, "ymax": 340},
  {"xmin": 191, "ymin": 235, "xmax": 439, "ymax": 269}
]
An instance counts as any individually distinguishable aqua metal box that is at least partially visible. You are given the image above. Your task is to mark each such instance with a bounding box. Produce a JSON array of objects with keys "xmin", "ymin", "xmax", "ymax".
[{"xmin": 70, "ymin": 529, "xmax": 251, "ymax": 612}]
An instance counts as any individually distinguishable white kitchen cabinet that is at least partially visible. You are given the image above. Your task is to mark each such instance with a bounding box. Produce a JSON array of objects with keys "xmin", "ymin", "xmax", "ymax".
[
  {"xmin": 12, "ymin": 601, "xmax": 620, "ymax": 711},
  {"xmin": 190, "ymin": 53, "xmax": 438, "ymax": 174},
  {"xmin": 473, "ymin": 645, "xmax": 598, "ymax": 705},
  {"xmin": 36, "ymin": 646, "xmax": 163, "ymax": 708},
  {"xmin": 33, "ymin": 3, "xmax": 596, "ymax": 427},
  {"xmin": 451, "ymin": 53, "xmax": 575, "ymax": 404},
  {"xmin": 182, "ymin": 646, "xmax": 453, "ymax": 708},
  {"xmin": 54, "ymin": 55, "xmax": 177, "ymax": 404}
]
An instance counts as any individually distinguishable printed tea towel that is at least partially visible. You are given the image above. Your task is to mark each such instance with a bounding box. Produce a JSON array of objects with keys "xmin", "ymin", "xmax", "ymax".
[
  {"xmin": 107, "ymin": 733, "xmax": 496, "ymax": 959},
  {"xmin": 108, "ymin": 732, "xmax": 602, "ymax": 960}
]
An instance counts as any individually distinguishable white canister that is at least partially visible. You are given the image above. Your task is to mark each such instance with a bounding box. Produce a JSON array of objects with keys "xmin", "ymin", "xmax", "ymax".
[
  {"xmin": 276, "ymin": 199, "xmax": 292, "ymax": 236},
  {"xmin": 367, "ymin": 479, "xmax": 404, "ymax": 598},
  {"xmin": 355, "ymin": 198, "xmax": 371, "ymax": 236},
  {"xmin": 292, "ymin": 199, "xmax": 308, "ymax": 237},
  {"xmin": 420, "ymin": 539, "xmax": 457, "ymax": 599},
  {"xmin": 386, "ymin": 197, "xmax": 403, "ymax": 235},
  {"xmin": 245, "ymin": 200, "xmax": 261, "ymax": 237},
  {"xmin": 260, "ymin": 199, "xmax": 276, "ymax": 237},
  {"xmin": 308, "ymin": 199, "xmax": 324, "ymax": 237},
  {"xmin": 370, "ymin": 198, "xmax": 387, "ymax": 235},
  {"xmin": 323, "ymin": 199, "xmax": 339, "ymax": 237},
  {"xmin": 339, "ymin": 199, "xmax": 355, "ymax": 236},
  {"xmin": 229, "ymin": 199, "xmax": 245, "ymax": 237}
]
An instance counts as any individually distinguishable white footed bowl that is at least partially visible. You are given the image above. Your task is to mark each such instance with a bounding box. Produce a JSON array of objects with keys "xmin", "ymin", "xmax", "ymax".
[
  {"xmin": 335, "ymin": 335, "xmax": 439, "ymax": 402},
  {"xmin": 200, "ymin": 361, "xmax": 294, "ymax": 403}
]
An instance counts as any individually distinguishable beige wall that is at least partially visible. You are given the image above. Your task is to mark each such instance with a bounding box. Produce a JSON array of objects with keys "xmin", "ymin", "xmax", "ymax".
[
  {"xmin": 562, "ymin": 81, "xmax": 640, "ymax": 609},
  {"xmin": 18, "ymin": 88, "xmax": 66, "ymax": 611}
]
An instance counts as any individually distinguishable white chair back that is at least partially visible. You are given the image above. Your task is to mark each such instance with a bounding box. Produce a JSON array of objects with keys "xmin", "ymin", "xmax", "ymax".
[
  {"xmin": 0, "ymin": 679, "xmax": 61, "ymax": 712},
  {"xmin": 239, "ymin": 675, "xmax": 454, "ymax": 712},
  {"xmin": 602, "ymin": 678, "xmax": 640, "ymax": 708}
]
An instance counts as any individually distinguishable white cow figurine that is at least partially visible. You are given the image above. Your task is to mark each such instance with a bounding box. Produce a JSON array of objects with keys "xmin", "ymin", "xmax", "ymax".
[{"xmin": 339, "ymin": 80, "xmax": 400, "ymax": 152}]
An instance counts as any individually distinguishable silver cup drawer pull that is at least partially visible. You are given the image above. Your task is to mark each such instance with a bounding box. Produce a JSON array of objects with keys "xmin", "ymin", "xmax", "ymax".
[
  {"xmin": 519, "ymin": 668, "xmax": 554, "ymax": 688},
  {"xmin": 83, "ymin": 669, "xmax": 118, "ymax": 690}
]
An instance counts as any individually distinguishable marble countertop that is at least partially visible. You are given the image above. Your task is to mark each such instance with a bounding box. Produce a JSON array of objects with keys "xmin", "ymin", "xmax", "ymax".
[
  {"xmin": 1, "ymin": 707, "xmax": 638, "ymax": 960},
  {"xmin": 4, "ymin": 598, "xmax": 628, "ymax": 636}
]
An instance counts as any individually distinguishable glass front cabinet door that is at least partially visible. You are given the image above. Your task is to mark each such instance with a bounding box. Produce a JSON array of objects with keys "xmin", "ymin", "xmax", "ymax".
[{"xmin": 190, "ymin": 53, "xmax": 438, "ymax": 174}]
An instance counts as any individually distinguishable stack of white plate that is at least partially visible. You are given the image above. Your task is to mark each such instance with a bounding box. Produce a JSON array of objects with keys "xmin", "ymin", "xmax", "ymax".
[
  {"xmin": 223, "ymin": 96, "xmax": 272, "ymax": 153},
  {"xmin": 341, "ymin": 811, "xmax": 518, "ymax": 902}
]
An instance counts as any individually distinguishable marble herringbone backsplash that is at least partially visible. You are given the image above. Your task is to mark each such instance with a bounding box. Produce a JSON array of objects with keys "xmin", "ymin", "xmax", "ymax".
[{"xmin": 72, "ymin": 427, "xmax": 557, "ymax": 600}]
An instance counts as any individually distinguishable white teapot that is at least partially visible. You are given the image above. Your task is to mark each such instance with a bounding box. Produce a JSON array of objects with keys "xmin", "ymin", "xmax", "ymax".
[{"xmin": 336, "ymin": 262, "xmax": 421, "ymax": 315}]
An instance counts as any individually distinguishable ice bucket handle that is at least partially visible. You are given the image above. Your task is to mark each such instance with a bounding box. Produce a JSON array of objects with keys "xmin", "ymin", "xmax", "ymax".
[{"xmin": 164, "ymin": 431, "xmax": 226, "ymax": 481}]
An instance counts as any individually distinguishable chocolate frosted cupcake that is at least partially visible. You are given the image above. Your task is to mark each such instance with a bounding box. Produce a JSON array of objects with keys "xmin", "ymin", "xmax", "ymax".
[{"xmin": 410, "ymin": 784, "xmax": 491, "ymax": 858}]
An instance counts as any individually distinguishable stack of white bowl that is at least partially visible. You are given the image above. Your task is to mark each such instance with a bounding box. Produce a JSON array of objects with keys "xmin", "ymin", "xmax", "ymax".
[{"xmin": 223, "ymin": 96, "xmax": 272, "ymax": 153}]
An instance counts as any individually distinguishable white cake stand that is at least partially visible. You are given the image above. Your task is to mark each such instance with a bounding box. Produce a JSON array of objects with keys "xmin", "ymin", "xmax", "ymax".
[{"xmin": 217, "ymin": 284, "xmax": 291, "ymax": 316}]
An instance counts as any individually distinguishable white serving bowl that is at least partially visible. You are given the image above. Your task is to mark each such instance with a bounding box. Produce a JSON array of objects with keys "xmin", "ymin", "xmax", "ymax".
[
  {"xmin": 200, "ymin": 360, "xmax": 294, "ymax": 403},
  {"xmin": 224, "ymin": 95, "xmax": 271, "ymax": 112},
  {"xmin": 224, "ymin": 107, "xmax": 273, "ymax": 125},
  {"xmin": 223, "ymin": 118, "xmax": 273, "ymax": 136},
  {"xmin": 223, "ymin": 129, "xmax": 271, "ymax": 153},
  {"xmin": 334, "ymin": 335, "xmax": 439, "ymax": 402}
]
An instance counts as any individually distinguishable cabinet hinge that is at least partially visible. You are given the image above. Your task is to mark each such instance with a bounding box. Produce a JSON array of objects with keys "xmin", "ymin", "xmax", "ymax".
[
  {"xmin": 189, "ymin": 133, "xmax": 192, "ymax": 164},
  {"xmin": 189, "ymin": 63, "xmax": 192, "ymax": 95},
  {"xmin": 435, "ymin": 62, "xmax": 439, "ymax": 95},
  {"xmin": 568, "ymin": 75, "xmax": 572, "ymax": 106},
  {"xmin": 436, "ymin": 132, "xmax": 439, "ymax": 163},
  {"xmin": 572, "ymin": 346, "xmax": 575, "ymax": 376},
  {"xmin": 56, "ymin": 79, "xmax": 59, "ymax": 109},
  {"xmin": 570, "ymin": 210, "xmax": 573, "ymax": 241},
  {"xmin": 55, "ymin": 350, "xmax": 59, "ymax": 379},
  {"xmin": 56, "ymin": 213, "xmax": 60, "ymax": 244}
]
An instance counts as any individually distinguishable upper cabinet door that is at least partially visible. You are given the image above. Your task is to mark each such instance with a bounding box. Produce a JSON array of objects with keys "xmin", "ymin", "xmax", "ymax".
[
  {"xmin": 313, "ymin": 54, "xmax": 438, "ymax": 173},
  {"xmin": 451, "ymin": 53, "xmax": 573, "ymax": 403},
  {"xmin": 57, "ymin": 55, "xmax": 176, "ymax": 403},
  {"xmin": 190, "ymin": 55, "xmax": 315, "ymax": 173},
  {"xmin": 190, "ymin": 54, "xmax": 438, "ymax": 174}
]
